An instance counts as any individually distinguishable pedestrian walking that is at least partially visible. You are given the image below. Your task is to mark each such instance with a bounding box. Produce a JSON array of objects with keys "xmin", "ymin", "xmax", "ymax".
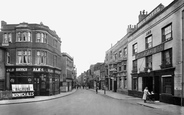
[
  {"xmin": 96, "ymin": 86, "xmax": 98, "ymax": 94},
  {"xmin": 103, "ymin": 85, "xmax": 106, "ymax": 94},
  {"xmin": 142, "ymin": 87, "xmax": 150, "ymax": 103}
]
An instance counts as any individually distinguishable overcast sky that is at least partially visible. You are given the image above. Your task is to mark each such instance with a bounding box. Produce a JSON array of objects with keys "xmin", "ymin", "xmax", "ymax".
[{"xmin": 0, "ymin": 0, "xmax": 173, "ymax": 76}]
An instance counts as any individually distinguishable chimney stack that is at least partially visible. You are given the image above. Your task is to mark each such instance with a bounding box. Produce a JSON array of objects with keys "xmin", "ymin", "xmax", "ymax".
[
  {"xmin": 138, "ymin": 10, "xmax": 148, "ymax": 22},
  {"xmin": 127, "ymin": 24, "xmax": 137, "ymax": 34}
]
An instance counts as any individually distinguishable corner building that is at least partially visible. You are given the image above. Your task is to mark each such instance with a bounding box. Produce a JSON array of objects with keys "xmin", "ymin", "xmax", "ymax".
[
  {"xmin": 127, "ymin": 0, "xmax": 184, "ymax": 105},
  {"xmin": 0, "ymin": 21, "xmax": 62, "ymax": 96}
]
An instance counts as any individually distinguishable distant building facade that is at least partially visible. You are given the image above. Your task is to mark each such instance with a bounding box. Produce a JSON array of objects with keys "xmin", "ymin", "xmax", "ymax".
[
  {"xmin": 60, "ymin": 52, "xmax": 74, "ymax": 92},
  {"xmin": 0, "ymin": 47, "xmax": 6, "ymax": 90},
  {"xmin": 104, "ymin": 29, "xmax": 132, "ymax": 93}
]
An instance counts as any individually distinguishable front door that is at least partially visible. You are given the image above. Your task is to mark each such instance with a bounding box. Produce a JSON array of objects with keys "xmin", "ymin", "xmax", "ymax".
[
  {"xmin": 154, "ymin": 76, "xmax": 160, "ymax": 100},
  {"xmin": 114, "ymin": 79, "xmax": 117, "ymax": 92},
  {"xmin": 34, "ymin": 78, "xmax": 40, "ymax": 96}
]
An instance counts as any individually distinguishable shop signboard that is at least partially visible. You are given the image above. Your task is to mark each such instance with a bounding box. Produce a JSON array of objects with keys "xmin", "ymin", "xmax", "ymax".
[{"xmin": 11, "ymin": 84, "xmax": 34, "ymax": 99}]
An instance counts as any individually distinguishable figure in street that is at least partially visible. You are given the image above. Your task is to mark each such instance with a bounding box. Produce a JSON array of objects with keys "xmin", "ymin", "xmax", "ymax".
[
  {"xmin": 142, "ymin": 87, "xmax": 150, "ymax": 103},
  {"xmin": 96, "ymin": 86, "xmax": 98, "ymax": 94}
]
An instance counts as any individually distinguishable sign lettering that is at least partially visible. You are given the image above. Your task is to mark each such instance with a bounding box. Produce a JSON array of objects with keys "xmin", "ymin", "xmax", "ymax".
[
  {"xmin": 48, "ymin": 69, "xmax": 53, "ymax": 73},
  {"xmin": 7, "ymin": 68, "xmax": 14, "ymax": 72},
  {"xmin": 12, "ymin": 92, "xmax": 34, "ymax": 98},
  {"xmin": 135, "ymin": 44, "xmax": 164, "ymax": 59},
  {"xmin": 137, "ymin": 4, "xmax": 164, "ymax": 28},
  {"xmin": 16, "ymin": 68, "xmax": 27, "ymax": 71},
  {"xmin": 33, "ymin": 68, "xmax": 44, "ymax": 72}
]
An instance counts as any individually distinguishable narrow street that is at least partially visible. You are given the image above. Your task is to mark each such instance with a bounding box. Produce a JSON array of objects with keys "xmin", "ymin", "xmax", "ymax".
[{"xmin": 0, "ymin": 89, "xmax": 178, "ymax": 115}]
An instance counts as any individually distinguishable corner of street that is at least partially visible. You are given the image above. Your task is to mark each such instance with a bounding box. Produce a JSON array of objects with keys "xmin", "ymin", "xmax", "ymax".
[{"xmin": 0, "ymin": 89, "xmax": 77, "ymax": 105}]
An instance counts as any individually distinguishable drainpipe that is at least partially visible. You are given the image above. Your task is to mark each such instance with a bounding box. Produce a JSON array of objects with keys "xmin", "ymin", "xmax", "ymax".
[
  {"xmin": 182, "ymin": 36, "xmax": 184, "ymax": 106},
  {"xmin": 182, "ymin": 11, "xmax": 184, "ymax": 106}
]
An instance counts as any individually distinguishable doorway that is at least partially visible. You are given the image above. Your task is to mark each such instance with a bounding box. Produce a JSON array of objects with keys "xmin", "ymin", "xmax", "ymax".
[
  {"xmin": 142, "ymin": 77, "xmax": 153, "ymax": 92},
  {"xmin": 154, "ymin": 76, "xmax": 160, "ymax": 100},
  {"xmin": 114, "ymin": 79, "xmax": 117, "ymax": 92},
  {"xmin": 34, "ymin": 77, "xmax": 40, "ymax": 96}
]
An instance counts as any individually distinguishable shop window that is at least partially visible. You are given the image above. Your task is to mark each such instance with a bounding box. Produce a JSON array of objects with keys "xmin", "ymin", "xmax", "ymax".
[
  {"xmin": 124, "ymin": 77, "xmax": 127, "ymax": 89},
  {"xmin": 36, "ymin": 33, "xmax": 41, "ymax": 42},
  {"xmin": 105, "ymin": 54, "xmax": 108, "ymax": 61},
  {"xmin": 2, "ymin": 33, "xmax": 12, "ymax": 45},
  {"xmin": 132, "ymin": 77, "xmax": 138, "ymax": 90},
  {"xmin": 119, "ymin": 50, "xmax": 122, "ymax": 58},
  {"xmin": 118, "ymin": 67, "xmax": 122, "ymax": 72},
  {"xmin": 53, "ymin": 55, "xmax": 57, "ymax": 67},
  {"xmin": 161, "ymin": 49, "xmax": 172, "ymax": 68},
  {"xmin": 114, "ymin": 53, "xmax": 117, "ymax": 60},
  {"xmin": 162, "ymin": 77, "xmax": 172, "ymax": 94},
  {"xmin": 132, "ymin": 43, "xmax": 137, "ymax": 55},
  {"xmin": 53, "ymin": 39, "xmax": 57, "ymax": 48},
  {"xmin": 7, "ymin": 52, "xmax": 11, "ymax": 64},
  {"xmin": 16, "ymin": 50, "xmax": 31, "ymax": 65},
  {"xmin": 16, "ymin": 31, "xmax": 31, "ymax": 42},
  {"xmin": 110, "ymin": 51, "xmax": 113, "ymax": 59},
  {"xmin": 162, "ymin": 23, "xmax": 172, "ymax": 42},
  {"xmin": 124, "ymin": 47, "xmax": 127, "ymax": 56},
  {"xmin": 36, "ymin": 51, "xmax": 47, "ymax": 65},
  {"xmin": 145, "ymin": 35, "xmax": 152, "ymax": 49},
  {"xmin": 145, "ymin": 55, "xmax": 152, "ymax": 69},
  {"xmin": 132, "ymin": 60, "xmax": 137, "ymax": 72}
]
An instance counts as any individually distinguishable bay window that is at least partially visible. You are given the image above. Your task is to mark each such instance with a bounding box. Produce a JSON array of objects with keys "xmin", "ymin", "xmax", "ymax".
[
  {"xmin": 36, "ymin": 51, "xmax": 47, "ymax": 65},
  {"xmin": 16, "ymin": 31, "xmax": 31, "ymax": 42},
  {"xmin": 36, "ymin": 32, "xmax": 47, "ymax": 43},
  {"xmin": 17, "ymin": 50, "xmax": 31, "ymax": 65}
]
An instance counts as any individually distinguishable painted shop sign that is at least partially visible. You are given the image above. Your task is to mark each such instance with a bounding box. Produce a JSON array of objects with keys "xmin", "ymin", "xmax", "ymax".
[
  {"xmin": 11, "ymin": 84, "xmax": 34, "ymax": 98},
  {"xmin": 16, "ymin": 68, "xmax": 27, "ymax": 72},
  {"xmin": 137, "ymin": 4, "xmax": 164, "ymax": 28},
  {"xmin": 12, "ymin": 92, "xmax": 34, "ymax": 98},
  {"xmin": 12, "ymin": 84, "xmax": 34, "ymax": 92},
  {"xmin": 33, "ymin": 67, "xmax": 44, "ymax": 72},
  {"xmin": 6, "ymin": 68, "xmax": 15, "ymax": 72},
  {"xmin": 48, "ymin": 68, "xmax": 54, "ymax": 73},
  {"xmin": 135, "ymin": 43, "xmax": 164, "ymax": 59},
  {"xmin": 55, "ymin": 70, "xmax": 61, "ymax": 74}
]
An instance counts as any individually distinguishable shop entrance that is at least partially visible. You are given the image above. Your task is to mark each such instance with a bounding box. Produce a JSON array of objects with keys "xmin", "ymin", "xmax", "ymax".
[
  {"xmin": 34, "ymin": 77, "xmax": 40, "ymax": 96},
  {"xmin": 143, "ymin": 77, "xmax": 153, "ymax": 92},
  {"xmin": 154, "ymin": 76, "xmax": 160, "ymax": 100},
  {"xmin": 114, "ymin": 79, "xmax": 117, "ymax": 92}
]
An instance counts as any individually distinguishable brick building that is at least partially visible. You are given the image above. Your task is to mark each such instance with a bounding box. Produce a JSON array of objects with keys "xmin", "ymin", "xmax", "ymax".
[{"xmin": 0, "ymin": 21, "xmax": 62, "ymax": 97}]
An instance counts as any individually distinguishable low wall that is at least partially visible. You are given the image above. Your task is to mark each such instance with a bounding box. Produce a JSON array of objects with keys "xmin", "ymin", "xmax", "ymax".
[
  {"xmin": 160, "ymin": 94, "xmax": 184, "ymax": 106},
  {"xmin": 0, "ymin": 91, "xmax": 12, "ymax": 100},
  {"xmin": 128, "ymin": 90, "xmax": 143, "ymax": 98}
]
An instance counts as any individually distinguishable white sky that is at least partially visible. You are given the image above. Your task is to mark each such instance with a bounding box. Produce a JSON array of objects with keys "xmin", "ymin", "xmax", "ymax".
[{"xmin": 0, "ymin": 0, "xmax": 173, "ymax": 76}]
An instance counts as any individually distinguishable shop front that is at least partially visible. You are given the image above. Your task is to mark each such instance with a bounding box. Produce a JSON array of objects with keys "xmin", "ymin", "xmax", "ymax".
[
  {"xmin": 6, "ymin": 66, "xmax": 34, "ymax": 99},
  {"xmin": 33, "ymin": 67, "xmax": 60, "ymax": 96},
  {"xmin": 6, "ymin": 66, "xmax": 61, "ymax": 97},
  {"xmin": 154, "ymin": 67, "xmax": 175, "ymax": 104}
]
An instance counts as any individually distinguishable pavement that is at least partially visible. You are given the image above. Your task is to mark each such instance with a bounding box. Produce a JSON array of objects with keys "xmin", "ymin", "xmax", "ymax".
[
  {"xmin": 90, "ymin": 89, "xmax": 184, "ymax": 114},
  {"xmin": 0, "ymin": 89, "xmax": 76, "ymax": 105}
]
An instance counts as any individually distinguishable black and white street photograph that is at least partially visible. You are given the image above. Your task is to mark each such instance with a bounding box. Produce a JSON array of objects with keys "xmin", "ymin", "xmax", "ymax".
[{"xmin": 0, "ymin": 0, "xmax": 184, "ymax": 115}]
